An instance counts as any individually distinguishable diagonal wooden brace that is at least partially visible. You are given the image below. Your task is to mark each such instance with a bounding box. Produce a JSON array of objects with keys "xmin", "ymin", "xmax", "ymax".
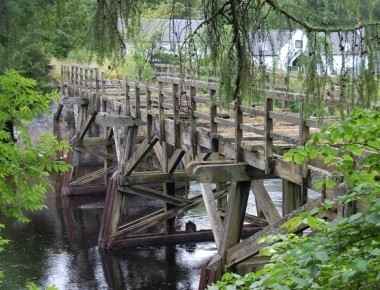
[{"xmin": 123, "ymin": 136, "xmax": 160, "ymax": 176}]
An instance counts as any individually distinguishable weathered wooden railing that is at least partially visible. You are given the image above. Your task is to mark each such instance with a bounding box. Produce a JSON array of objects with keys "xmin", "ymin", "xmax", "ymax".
[{"xmin": 55, "ymin": 64, "xmax": 339, "ymax": 289}]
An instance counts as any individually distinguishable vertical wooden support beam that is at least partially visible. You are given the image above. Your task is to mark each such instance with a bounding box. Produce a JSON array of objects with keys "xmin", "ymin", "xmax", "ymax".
[
  {"xmin": 102, "ymin": 71, "xmax": 112, "ymax": 185},
  {"xmin": 157, "ymin": 82, "xmax": 174, "ymax": 233},
  {"xmin": 146, "ymin": 84, "xmax": 153, "ymax": 139},
  {"xmin": 135, "ymin": 84, "xmax": 141, "ymax": 120},
  {"xmin": 218, "ymin": 98, "xmax": 250, "ymax": 272},
  {"xmin": 101, "ymin": 72, "xmax": 106, "ymax": 113},
  {"xmin": 79, "ymin": 67, "xmax": 83, "ymax": 95},
  {"xmin": 281, "ymin": 100, "xmax": 309, "ymax": 216},
  {"xmin": 74, "ymin": 66, "xmax": 78, "ymax": 96},
  {"xmin": 282, "ymin": 179, "xmax": 307, "ymax": 215},
  {"xmin": 234, "ymin": 99, "xmax": 244, "ymax": 162},
  {"xmin": 125, "ymin": 78, "xmax": 130, "ymax": 115},
  {"xmin": 264, "ymin": 97, "xmax": 273, "ymax": 174},
  {"xmin": 298, "ymin": 101, "xmax": 310, "ymax": 145},
  {"xmin": 209, "ymin": 89, "xmax": 218, "ymax": 152},
  {"xmin": 172, "ymin": 83, "xmax": 181, "ymax": 148},
  {"xmin": 99, "ymin": 174, "xmax": 123, "ymax": 249},
  {"xmin": 220, "ymin": 181, "xmax": 251, "ymax": 251},
  {"xmin": 84, "ymin": 68, "xmax": 88, "ymax": 93},
  {"xmin": 190, "ymin": 85, "xmax": 198, "ymax": 160},
  {"xmin": 158, "ymin": 82, "xmax": 168, "ymax": 172}
]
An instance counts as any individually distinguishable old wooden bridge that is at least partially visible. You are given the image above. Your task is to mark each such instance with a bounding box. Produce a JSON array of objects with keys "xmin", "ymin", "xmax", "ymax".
[{"xmin": 55, "ymin": 64, "xmax": 338, "ymax": 288}]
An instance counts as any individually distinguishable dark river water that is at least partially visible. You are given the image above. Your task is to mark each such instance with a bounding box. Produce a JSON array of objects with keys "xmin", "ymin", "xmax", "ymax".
[
  {"xmin": 0, "ymin": 180, "xmax": 285, "ymax": 290},
  {"xmin": 0, "ymin": 110, "xmax": 290, "ymax": 290}
]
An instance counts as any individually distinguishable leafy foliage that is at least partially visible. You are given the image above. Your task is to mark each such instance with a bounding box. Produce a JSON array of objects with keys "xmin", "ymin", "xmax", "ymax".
[
  {"xmin": 0, "ymin": 70, "xmax": 70, "ymax": 222},
  {"xmin": 0, "ymin": 0, "xmax": 93, "ymax": 82},
  {"xmin": 210, "ymin": 110, "xmax": 380, "ymax": 290},
  {"xmin": 0, "ymin": 71, "xmax": 70, "ymax": 283}
]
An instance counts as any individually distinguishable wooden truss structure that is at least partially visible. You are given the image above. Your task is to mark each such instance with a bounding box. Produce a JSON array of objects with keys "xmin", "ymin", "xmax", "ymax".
[{"xmin": 55, "ymin": 65, "xmax": 339, "ymax": 288}]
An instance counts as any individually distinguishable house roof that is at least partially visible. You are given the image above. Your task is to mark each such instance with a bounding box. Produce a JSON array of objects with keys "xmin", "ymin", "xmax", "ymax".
[
  {"xmin": 141, "ymin": 19, "xmax": 203, "ymax": 43},
  {"xmin": 250, "ymin": 30, "xmax": 293, "ymax": 57}
]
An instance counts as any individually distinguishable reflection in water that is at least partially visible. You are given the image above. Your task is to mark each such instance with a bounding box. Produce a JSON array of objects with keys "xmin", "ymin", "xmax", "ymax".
[
  {"xmin": 0, "ymin": 174, "xmax": 317, "ymax": 289},
  {"xmin": 0, "ymin": 177, "xmax": 216, "ymax": 290}
]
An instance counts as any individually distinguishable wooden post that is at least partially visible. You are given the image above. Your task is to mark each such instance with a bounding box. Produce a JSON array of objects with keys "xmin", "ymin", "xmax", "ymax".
[
  {"xmin": 99, "ymin": 174, "xmax": 123, "ymax": 249},
  {"xmin": 218, "ymin": 98, "xmax": 250, "ymax": 275},
  {"xmin": 135, "ymin": 84, "xmax": 141, "ymax": 120},
  {"xmin": 146, "ymin": 84, "xmax": 153, "ymax": 139},
  {"xmin": 209, "ymin": 89, "xmax": 218, "ymax": 152},
  {"xmin": 264, "ymin": 97, "xmax": 273, "ymax": 174},
  {"xmin": 298, "ymin": 101, "xmax": 310, "ymax": 145},
  {"xmin": 234, "ymin": 99, "xmax": 244, "ymax": 162},
  {"xmin": 124, "ymin": 78, "xmax": 130, "ymax": 115},
  {"xmin": 172, "ymin": 83, "xmax": 181, "ymax": 148},
  {"xmin": 103, "ymin": 71, "xmax": 112, "ymax": 186},
  {"xmin": 281, "ymin": 100, "xmax": 309, "ymax": 216},
  {"xmin": 282, "ymin": 179, "xmax": 307, "ymax": 215},
  {"xmin": 158, "ymin": 81, "xmax": 167, "ymax": 172},
  {"xmin": 190, "ymin": 85, "xmax": 198, "ymax": 160}
]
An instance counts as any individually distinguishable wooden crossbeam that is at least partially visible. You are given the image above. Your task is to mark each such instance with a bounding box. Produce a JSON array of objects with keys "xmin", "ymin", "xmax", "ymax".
[
  {"xmin": 112, "ymin": 190, "xmax": 228, "ymax": 238},
  {"xmin": 123, "ymin": 136, "xmax": 159, "ymax": 176},
  {"xmin": 120, "ymin": 171, "xmax": 190, "ymax": 186},
  {"xmin": 191, "ymin": 162, "xmax": 270, "ymax": 183},
  {"xmin": 95, "ymin": 112, "xmax": 144, "ymax": 128},
  {"xmin": 62, "ymin": 97, "xmax": 88, "ymax": 105},
  {"xmin": 119, "ymin": 185, "xmax": 189, "ymax": 206},
  {"xmin": 70, "ymin": 167, "xmax": 114, "ymax": 186},
  {"xmin": 168, "ymin": 149, "xmax": 186, "ymax": 174},
  {"xmin": 74, "ymin": 145, "xmax": 114, "ymax": 161}
]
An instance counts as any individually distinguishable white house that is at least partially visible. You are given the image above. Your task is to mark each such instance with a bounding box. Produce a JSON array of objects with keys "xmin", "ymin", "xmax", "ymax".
[
  {"xmin": 251, "ymin": 29, "xmax": 369, "ymax": 76},
  {"xmin": 122, "ymin": 19, "xmax": 376, "ymax": 76}
]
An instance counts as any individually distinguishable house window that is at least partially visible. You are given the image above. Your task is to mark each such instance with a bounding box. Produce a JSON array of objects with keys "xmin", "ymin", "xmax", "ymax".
[{"xmin": 295, "ymin": 40, "xmax": 303, "ymax": 49}]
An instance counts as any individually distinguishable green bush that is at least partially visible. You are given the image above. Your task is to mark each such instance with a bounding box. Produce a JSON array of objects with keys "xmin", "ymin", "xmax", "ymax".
[{"xmin": 211, "ymin": 110, "xmax": 380, "ymax": 290}]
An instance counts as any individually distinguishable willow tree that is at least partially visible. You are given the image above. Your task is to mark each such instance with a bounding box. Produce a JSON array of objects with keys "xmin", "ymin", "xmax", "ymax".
[{"xmin": 93, "ymin": 0, "xmax": 380, "ymax": 116}]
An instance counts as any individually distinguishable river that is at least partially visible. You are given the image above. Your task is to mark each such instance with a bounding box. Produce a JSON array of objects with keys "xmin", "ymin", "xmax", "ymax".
[{"xmin": 0, "ymin": 109, "xmax": 287, "ymax": 290}]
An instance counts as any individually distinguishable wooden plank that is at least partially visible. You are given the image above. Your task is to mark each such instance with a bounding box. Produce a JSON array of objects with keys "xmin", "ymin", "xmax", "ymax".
[
  {"xmin": 190, "ymin": 85, "xmax": 198, "ymax": 160},
  {"xmin": 209, "ymin": 89, "xmax": 218, "ymax": 152},
  {"xmin": 120, "ymin": 185, "xmax": 189, "ymax": 206},
  {"xmin": 192, "ymin": 163, "xmax": 270, "ymax": 183},
  {"xmin": 251, "ymin": 180, "xmax": 281, "ymax": 225},
  {"xmin": 124, "ymin": 136, "xmax": 159, "ymax": 176},
  {"xmin": 111, "ymin": 226, "xmax": 260, "ymax": 248},
  {"xmin": 62, "ymin": 97, "xmax": 89, "ymax": 105},
  {"xmin": 264, "ymin": 98, "xmax": 273, "ymax": 174},
  {"xmin": 200, "ymin": 183, "xmax": 224, "ymax": 249},
  {"xmin": 99, "ymin": 175, "xmax": 123, "ymax": 249},
  {"xmin": 95, "ymin": 112, "xmax": 143, "ymax": 128},
  {"xmin": 120, "ymin": 171, "xmax": 190, "ymax": 186}
]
